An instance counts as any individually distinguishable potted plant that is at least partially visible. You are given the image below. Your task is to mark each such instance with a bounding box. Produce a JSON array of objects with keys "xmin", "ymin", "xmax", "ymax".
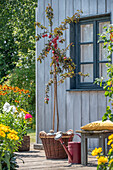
[
  {"xmin": 36, "ymin": 4, "xmax": 84, "ymax": 159},
  {"xmin": 17, "ymin": 108, "xmax": 32, "ymax": 151}
]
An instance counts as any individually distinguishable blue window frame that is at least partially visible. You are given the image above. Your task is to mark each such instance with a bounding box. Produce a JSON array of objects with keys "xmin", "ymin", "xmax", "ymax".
[{"xmin": 70, "ymin": 14, "xmax": 111, "ymax": 90}]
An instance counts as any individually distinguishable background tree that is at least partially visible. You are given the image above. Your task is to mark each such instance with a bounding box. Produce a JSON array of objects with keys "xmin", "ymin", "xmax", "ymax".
[{"xmin": 0, "ymin": 0, "xmax": 37, "ymax": 124}]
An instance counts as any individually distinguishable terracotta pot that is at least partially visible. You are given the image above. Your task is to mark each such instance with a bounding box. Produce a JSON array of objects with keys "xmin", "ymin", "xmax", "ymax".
[{"xmin": 18, "ymin": 136, "xmax": 30, "ymax": 152}]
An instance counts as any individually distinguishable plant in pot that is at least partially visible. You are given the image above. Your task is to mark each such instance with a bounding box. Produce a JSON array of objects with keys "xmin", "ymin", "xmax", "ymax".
[
  {"xmin": 36, "ymin": 4, "xmax": 85, "ymax": 159},
  {"xmin": 16, "ymin": 107, "xmax": 32, "ymax": 152}
]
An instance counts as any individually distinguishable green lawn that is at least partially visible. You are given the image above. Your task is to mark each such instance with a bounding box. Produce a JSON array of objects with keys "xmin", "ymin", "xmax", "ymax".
[{"xmin": 27, "ymin": 129, "xmax": 36, "ymax": 143}]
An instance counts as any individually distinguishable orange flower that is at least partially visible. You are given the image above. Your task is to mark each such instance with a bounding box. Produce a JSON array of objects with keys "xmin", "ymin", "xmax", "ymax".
[
  {"xmin": 14, "ymin": 91, "xmax": 18, "ymax": 93},
  {"xmin": 110, "ymin": 33, "xmax": 113, "ymax": 42},
  {"xmin": 28, "ymin": 95, "xmax": 30, "ymax": 97},
  {"xmin": 15, "ymin": 100, "xmax": 19, "ymax": 103}
]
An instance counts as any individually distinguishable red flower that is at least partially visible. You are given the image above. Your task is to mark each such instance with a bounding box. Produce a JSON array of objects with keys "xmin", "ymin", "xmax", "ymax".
[
  {"xmin": 52, "ymin": 38, "xmax": 56, "ymax": 44},
  {"xmin": 47, "ymin": 48, "xmax": 51, "ymax": 51},
  {"xmin": 49, "ymin": 35, "xmax": 52, "ymax": 38},
  {"xmin": 110, "ymin": 33, "xmax": 113, "ymax": 42},
  {"xmin": 54, "ymin": 43, "xmax": 57, "ymax": 49},
  {"xmin": 63, "ymin": 57, "xmax": 67, "ymax": 59},
  {"xmin": 44, "ymin": 97, "xmax": 49, "ymax": 101},
  {"xmin": 45, "ymin": 34, "xmax": 48, "ymax": 37},
  {"xmin": 49, "ymin": 42, "xmax": 52, "ymax": 46},
  {"xmin": 25, "ymin": 114, "xmax": 32, "ymax": 119},
  {"xmin": 56, "ymin": 35, "xmax": 59, "ymax": 40}
]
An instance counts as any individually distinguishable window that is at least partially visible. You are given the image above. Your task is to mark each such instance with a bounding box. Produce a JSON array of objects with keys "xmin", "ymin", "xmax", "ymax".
[{"xmin": 70, "ymin": 14, "xmax": 110, "ymax": 90}]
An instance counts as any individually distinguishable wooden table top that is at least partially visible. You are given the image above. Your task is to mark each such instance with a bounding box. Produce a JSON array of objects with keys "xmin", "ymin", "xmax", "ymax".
[{"xmin": 76, "ymin": 130, "xmax": 113, "ymax": 134}]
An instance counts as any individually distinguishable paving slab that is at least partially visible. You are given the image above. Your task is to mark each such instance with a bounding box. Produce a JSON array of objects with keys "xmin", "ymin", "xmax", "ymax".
[{"xmin": 16, "ymin": 144, "xmax": 97, "ymax": 170}]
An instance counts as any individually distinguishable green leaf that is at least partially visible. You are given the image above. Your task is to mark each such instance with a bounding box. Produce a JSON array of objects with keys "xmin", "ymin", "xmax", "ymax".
[{"xmin": 104, "ymin": 91, "xmax": 109, "ymax": 96}]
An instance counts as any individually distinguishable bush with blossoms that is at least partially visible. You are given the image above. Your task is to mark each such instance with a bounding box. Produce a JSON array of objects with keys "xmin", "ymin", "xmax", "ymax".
[
  {"xmin": 0, "ymin": 124, "xmax": 20, "ymax": 169},
  {"xmin": 0, "ymin": 102, "xmax": 32, "ymax": 138},
  {"xmin": 0, "ymin": 84, "xmax": 30, "ymax": 112},
  {"xmin": 92, "ymin": 134, "xmax": 113, "ymax": 170},
  {"xmin": 95, "ymin": 24, "xmax": 113, "ymax": 121},
  {"xmin": 0, "ymin": 86, "xmax": 32, "ymax": 169},
  {"xmin": 0, "ymin": 84, "xmax": 35, "ymax": 129}
]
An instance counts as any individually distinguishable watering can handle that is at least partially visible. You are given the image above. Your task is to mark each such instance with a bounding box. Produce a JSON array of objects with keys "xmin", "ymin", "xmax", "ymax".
[
  {"xmin": 75, "ymin": 133, "xmax": 81, "ymax": 138},
  {"xmin": 68, "ymin": 133, "xmax": 81, "ymax": 142},
  {"xmin": 66, "ymin": 129, "xmax": 74, "ymax": 142}
]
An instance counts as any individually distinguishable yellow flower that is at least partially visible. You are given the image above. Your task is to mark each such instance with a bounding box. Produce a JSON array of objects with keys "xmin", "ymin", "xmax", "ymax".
[
  {"xmin": 108, "ymin": 134, "xmax": 113, "ymax": 140},
  {"xmin": 111, "ymin": 144, "xmax": 113, "ymax": 148},
  {"xmin": 108, "ymin": 139, "xmax": 113, "ymax": 145},
  {"xmin": 97, "ymin": 147, "xmax": 102, "ymax": 154},
  {"xmin": 109, "ymin": 158, "xmax": 113, "ymax": 164},
  {"xmin": 98, "ymin": 156, "xmax": 108, "ymax": 165},
  {"xmin": 92, "ymin": 148, "xmax": 98, "ymax": 156},
  {"xmin": 0, "ymin": 125, "xmax": 9, "ymax": 132},
  {"xmin": 92, "ymin": 147, "xmax": 102, "ymax": 156},
  {"xmin": 9, "ymin": 129, "xmax": 18, "ymax": 135},
  {"xmin": 0, "ymin": 130, "xmax": 6, "ymax": 137},
  {"xmin": 14, "ymin": 135, "xmax": 19, "ymax": 140},
  {"xmin": 7, "ymin": 133, "xmax": 19, "ymax": 141},
  {"xmin": 109, "ymin": 148, "xmax": 113, "ymax": 153}
]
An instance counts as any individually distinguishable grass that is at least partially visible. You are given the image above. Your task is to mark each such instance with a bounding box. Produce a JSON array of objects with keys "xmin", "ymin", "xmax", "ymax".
[{"xmin": 27, "ymin": 129, "xmax": 36, "ymax": 143}]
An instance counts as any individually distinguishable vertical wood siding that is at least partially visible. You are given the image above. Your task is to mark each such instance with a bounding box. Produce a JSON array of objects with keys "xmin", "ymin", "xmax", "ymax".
[
  {"xmin": 36, "ymin": 0, "xmax": 45, "ymax": 143},
  {"xmin": 36, "ymin": 0, "xmax": 113, "ymax": 148},
  {"xmin": 44, "ymin": 0, "xmax": 52, "ymax": 133},
  {"xmin": 58, "ymin": 0, "xmax": 66, "ymax": 132}
]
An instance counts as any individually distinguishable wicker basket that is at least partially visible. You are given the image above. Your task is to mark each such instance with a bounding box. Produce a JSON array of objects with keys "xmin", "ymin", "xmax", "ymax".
[
  {"xmin": 18, "ymin": 136, "xmax": 30, "ymax": 152},
  {"xmin": 40, "ymin": 133, "xmax": 73, "ymax": 159}
]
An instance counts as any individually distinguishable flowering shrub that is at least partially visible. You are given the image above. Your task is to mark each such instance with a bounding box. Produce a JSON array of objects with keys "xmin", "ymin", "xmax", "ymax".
[
  {"xmin": 0, "ymin": 102, "xmax": 32, "ymax": 137},
  {"xmin": 95, "ymin": 24, "xmax": 113, "ymax": 121},
  {"xmin": 92, "ymin": 134, "xmax": 113, "ymax": 170},
  {"xmin": 0, "ymin": 124, "xmax": 19, "ymax": 169},
  {"xmin": 0, "ymin": 84, "xmax": 30, "ymax": 112}
]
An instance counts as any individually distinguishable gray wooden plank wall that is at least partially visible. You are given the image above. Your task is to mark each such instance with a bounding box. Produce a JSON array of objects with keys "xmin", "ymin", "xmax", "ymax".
[{"xmin": 36, "ymin": 0, "xmax": 113, "ymax": 148}]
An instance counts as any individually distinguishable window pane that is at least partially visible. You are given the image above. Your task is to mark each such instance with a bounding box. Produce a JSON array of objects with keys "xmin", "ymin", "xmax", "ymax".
[
  {"xmin": 81, "ymin": 64, "xmax": 93, "ymax": 82},
  {"xmin": 99, "ymin": 43, "xmax": 109, "ymax": 61},
  {"xmin": 99, "ymin": 21, "xmax": 110, "ymax": 34},
  {"xmin": 81, "ymin": 24, "xmax": 93, "ymax": 42},
  {"xmin": 81, "ymin": 44, "xmax": 93, "ymax": 62},
  {"xmin": 99, "ymin": 63, "xmax": 108, "ymax": 80}
]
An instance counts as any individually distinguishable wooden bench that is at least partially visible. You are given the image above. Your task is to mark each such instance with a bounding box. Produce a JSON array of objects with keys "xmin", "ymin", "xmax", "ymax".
[{"xmin": 76, "ymin": 130, "xmax": 113, "ymax": 166}]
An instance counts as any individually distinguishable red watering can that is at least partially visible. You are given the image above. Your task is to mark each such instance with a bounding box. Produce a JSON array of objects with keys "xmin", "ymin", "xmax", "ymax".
[{"xmin": 55, "ymin": 131, "xmax": 81, "ymax": 164}]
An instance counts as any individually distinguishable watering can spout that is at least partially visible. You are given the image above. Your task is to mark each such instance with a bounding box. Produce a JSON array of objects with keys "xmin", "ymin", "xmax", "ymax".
[{"xmin": 55, "ymin": 133, "xmax": 73, "ymax": 162}]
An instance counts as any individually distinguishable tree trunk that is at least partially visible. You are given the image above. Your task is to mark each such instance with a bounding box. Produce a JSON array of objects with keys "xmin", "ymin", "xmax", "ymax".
[{"xmin": 53, "ymin": 63, "xmax": 59, "ymax": 131}]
